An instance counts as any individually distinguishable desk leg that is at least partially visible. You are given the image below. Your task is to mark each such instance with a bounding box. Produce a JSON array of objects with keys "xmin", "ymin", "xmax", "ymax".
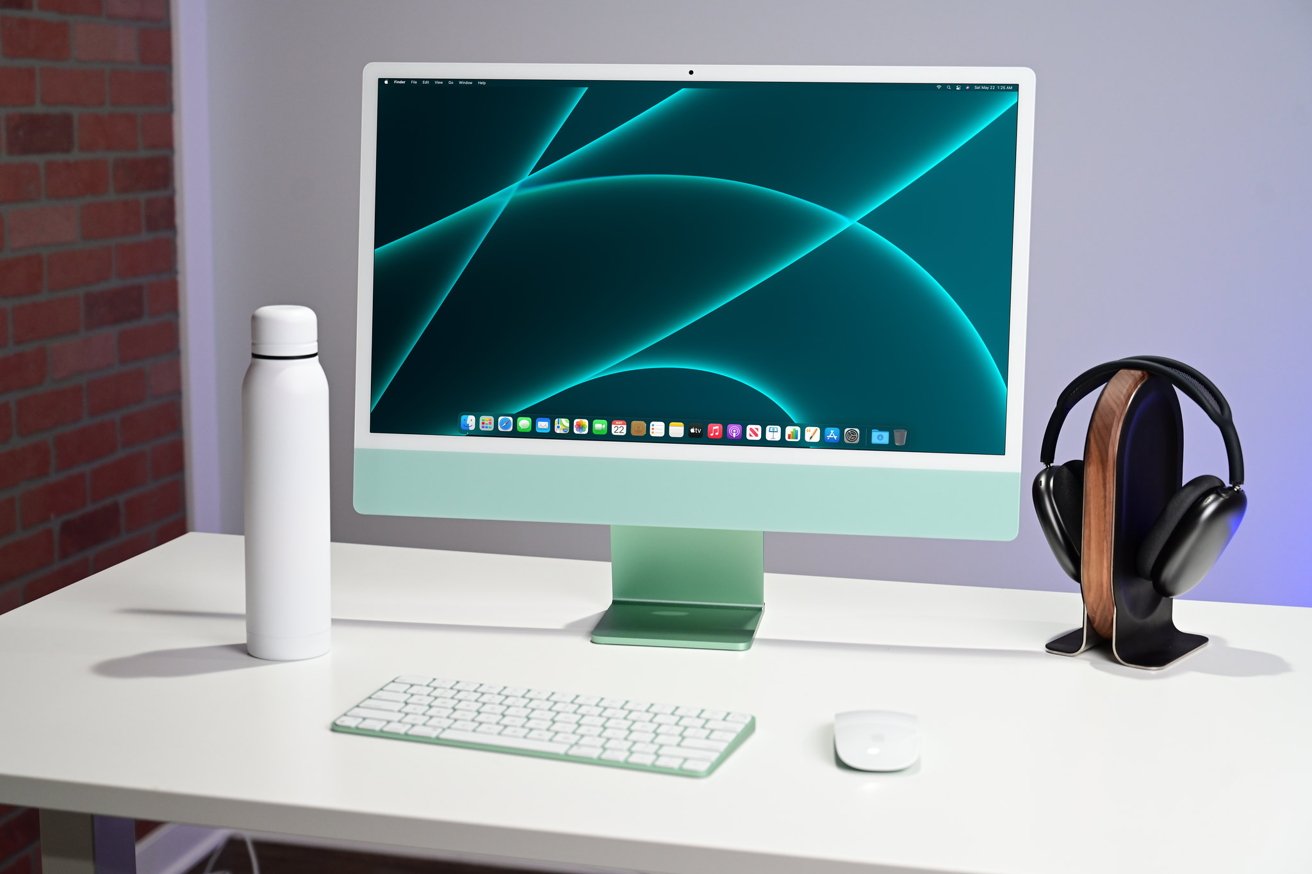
[{"xmin": 39, "ymin": 811, "xmax": 138, "ymax": 874}]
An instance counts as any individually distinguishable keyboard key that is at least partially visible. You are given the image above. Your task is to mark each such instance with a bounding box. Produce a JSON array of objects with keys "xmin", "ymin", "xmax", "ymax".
[
  {"xmin": 629, "ymin": 753, "xmax": 656, "ymax": 766},
  {"xmin": 476, "ymin": 724, "xmax": 502, "ymax": 735},
  {"xmin": 681, "ymin": 738, "xmax": 728, "ymax": 752},
  {"xmin": 348, "ymin": 707, "xmax": 403, "ymax": 722},
  {"xmin": 383, "ymin": 722, "xmax": 411, "ymax": 735},
  {"xmin": 569, "ymin": 745, "xmax": 602, "ymax": 758},
  {"xmin": 397, "ymin": 676, "xmax": 433, "ymax": 686},
  {"xmin": 440, "ymin": 729, "xmax": 570, "ymax": 755},
  {"xmin": 601, "ymin": 750, "xmax": 629, "ymax": 762},
  {"xmin": 528, "ymin": 729, "xmax": 554, "ymax": 741},
  {"xmin": 681, "ymin": 759, "xmax": 712, "ymax": 773},
  {"xmin": 659, "ymin": 745, "xmax": 715, "ymax": 760},
  {"xmin": 334, "ymin": 716, "xmax": 361, "ymax": 728},
  {"xmin": 675, "ymin": 706, "xmax": 701, "ymax": 717},
  {"xmin": 656, "ymin": 756, "xmax": 683, "ymax": 769},
  {"xmin": 410, "ymin": 726, "xmax": 439, "ymax": 738},
  {"xmin": 727, "ymin": 712, "xmax": 750, "ymax": 724},
  {"xmin": 358, "ymin": 719, "xmax": 385, "ymax": 731},
  {"xmin": 363, "ymin": 698, "xmax": 404, "ymax": 711}
]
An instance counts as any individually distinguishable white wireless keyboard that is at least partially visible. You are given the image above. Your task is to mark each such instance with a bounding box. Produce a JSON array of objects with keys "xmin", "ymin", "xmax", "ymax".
[{"xmin": 332, "ymin": 674, "xmax": 756, "ymax": 777}]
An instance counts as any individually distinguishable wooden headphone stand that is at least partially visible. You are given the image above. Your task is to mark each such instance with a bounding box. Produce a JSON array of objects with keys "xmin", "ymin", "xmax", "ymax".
[{"xmin": 1044, "ymin": 369, "xmax": 1209, "ymax": 670}]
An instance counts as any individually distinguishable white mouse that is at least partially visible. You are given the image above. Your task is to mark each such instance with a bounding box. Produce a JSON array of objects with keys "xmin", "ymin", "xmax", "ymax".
[{"xmin": 833, "ymin": 710, "xmax": 921, "ymax": 772}]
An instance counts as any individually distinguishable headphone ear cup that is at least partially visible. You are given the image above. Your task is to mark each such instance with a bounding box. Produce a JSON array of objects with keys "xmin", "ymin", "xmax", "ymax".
[
  {"xmin": 1033, "ymin": 460, "xmax": 1085, "ymax": 582},
  {"xmin": 1138, "ymin": 476, "xmax": 1246, "ymax": 597}
]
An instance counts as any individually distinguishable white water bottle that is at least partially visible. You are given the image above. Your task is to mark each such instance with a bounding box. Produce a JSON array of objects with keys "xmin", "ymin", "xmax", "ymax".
[{"xmin": 242, "ymin": 305, "xmax": 331, "ymax": 660}]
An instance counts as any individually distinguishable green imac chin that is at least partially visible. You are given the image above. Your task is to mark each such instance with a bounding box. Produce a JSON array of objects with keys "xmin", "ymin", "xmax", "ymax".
[{"xmin": 353, "ymin": 63, "xmax": 1036, "ymax": 650}]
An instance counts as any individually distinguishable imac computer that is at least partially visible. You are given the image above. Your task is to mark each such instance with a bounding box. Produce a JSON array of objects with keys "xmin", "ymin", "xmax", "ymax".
[{"xmin": 353, "ymin": 63, "xmax": 1035, "ymax": 650}]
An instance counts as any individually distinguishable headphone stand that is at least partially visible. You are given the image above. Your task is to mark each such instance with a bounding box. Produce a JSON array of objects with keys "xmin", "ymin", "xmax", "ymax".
[{"xmin": 1044, "ymin": 370, "xmax": 1208, "ymax": 670}]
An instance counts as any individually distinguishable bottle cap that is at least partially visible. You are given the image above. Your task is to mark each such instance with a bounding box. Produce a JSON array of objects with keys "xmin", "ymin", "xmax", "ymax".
[{"xmin": 251, "ymin": 305, "xmax": 318, "ymax": 357}]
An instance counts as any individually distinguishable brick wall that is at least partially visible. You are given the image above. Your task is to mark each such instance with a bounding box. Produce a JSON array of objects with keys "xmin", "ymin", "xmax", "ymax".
[{"xmin": 0, "ymin": 0, "xmax": 180, "ymax": 869}]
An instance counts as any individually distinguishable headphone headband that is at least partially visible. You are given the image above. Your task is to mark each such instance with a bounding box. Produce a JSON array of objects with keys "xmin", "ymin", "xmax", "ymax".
[{"xmin": 1039, "ymin": 356, "xmax": 1244, "ymax": 485}]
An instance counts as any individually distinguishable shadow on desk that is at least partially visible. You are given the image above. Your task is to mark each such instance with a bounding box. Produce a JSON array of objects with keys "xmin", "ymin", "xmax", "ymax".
[
  {"xmin": 97, "ymin": 610, "xmax": 1290, "ymax": 680},
  {"xmin": 94, "ymin": 643, "xmax": 262, "ymax": 678},
  {"xmin": 93, "ymin": 608, "xmax": 605, "ymax": 679},
  {"xmin": 1085, "ymin": 636, "xmax": 1291, "ymax": 680}
]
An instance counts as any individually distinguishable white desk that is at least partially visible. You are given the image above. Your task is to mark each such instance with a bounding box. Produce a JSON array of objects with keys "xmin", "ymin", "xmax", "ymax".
[{"xmin": 0, "ymin": 533, "xmax": 1308, "ymax": 874}]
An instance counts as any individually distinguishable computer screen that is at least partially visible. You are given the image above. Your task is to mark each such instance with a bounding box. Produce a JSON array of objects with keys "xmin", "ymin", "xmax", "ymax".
[{"xmin": 354, "ymin": 63, "xmax": 1033, "ymax": 543}]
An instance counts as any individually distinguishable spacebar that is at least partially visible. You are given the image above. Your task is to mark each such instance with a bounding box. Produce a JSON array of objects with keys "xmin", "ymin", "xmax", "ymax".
[{"xmin": 439, "ymin": 730, "xmax": 571, "ymax": 755}]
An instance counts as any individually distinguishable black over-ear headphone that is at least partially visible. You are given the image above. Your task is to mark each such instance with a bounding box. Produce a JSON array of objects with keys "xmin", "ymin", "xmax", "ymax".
[{"xmin": 1033, "ymin": 356, "xmax": 1247, "ymax": 598}]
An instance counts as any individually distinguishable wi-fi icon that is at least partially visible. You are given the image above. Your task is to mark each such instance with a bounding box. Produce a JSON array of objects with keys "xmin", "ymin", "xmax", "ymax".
[{"xmin": 936, "ymin": 84, "xmax": 942, "ymax": 89}]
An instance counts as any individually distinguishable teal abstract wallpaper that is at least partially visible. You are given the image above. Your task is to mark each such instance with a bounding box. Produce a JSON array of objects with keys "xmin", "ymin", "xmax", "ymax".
[{"xmin": 369, "ymin": 79, "xmax": 1019, "ymax": 455}]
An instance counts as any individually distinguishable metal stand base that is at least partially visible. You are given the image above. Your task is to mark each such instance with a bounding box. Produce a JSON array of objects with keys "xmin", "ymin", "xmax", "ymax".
[
  {"xmin": 1046, "ymin": 612, "xmax": 1208, "ymax": 670},
  {"xmin": 592, "ymin": 526, "xmax": 763, "ymax": 651}
]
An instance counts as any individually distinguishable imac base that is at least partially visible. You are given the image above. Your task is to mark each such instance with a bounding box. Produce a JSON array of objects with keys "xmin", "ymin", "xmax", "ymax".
[{"xmin": 592, "ymin": 526, "xmax": 763, "ymax": 651}]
